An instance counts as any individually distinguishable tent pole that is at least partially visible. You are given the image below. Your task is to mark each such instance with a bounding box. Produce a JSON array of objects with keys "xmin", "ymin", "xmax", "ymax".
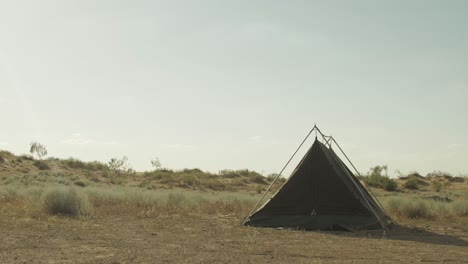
[
  {"xmin": 330, "ymin": 137, "xmax": 389, "ymax": 229},
  {"xmin": 314, "ymin": 126, "xmax": 330, "ymax": 144},
  {"xmin": 330, "ymin": 137, "xmax": 386, "ymax": 208},
  {"xmin": 241, "ymin": 126, "xmax": 317, "ymax": 225}
]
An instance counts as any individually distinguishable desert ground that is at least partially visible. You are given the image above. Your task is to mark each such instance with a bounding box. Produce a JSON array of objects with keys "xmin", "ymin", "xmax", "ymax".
[
  {"xmin": 1, "ymin": 151, "xmax": 467, "ymax": 263},
  {"xmin": 1, "ymin": 202, "xmax": 467, "ymax": 264}
]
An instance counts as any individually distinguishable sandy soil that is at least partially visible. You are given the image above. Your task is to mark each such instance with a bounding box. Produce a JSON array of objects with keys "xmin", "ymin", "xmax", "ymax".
[{"xmin": 1, "ymin": 211, "xmax": 467, "ymax": 264}]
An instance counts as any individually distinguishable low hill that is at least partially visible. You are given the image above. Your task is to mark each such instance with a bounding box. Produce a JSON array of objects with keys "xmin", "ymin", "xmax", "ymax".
[
  {"xmin": 0, "ymin": 150, "xmax": 285, "ymax": 193},
  {"xmin": 1, "ymin": 150, "xmax": 466, "ymax": 196}
]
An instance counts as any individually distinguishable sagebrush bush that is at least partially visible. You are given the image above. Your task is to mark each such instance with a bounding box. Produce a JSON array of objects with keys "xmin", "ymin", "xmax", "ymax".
[
  {"xmin": 167, "ymin": 192, "xmax": 188, "ymax": 204},
  {"xmin": 42, "ymin": 188, "xmax": 91, "ymax": 217},
  {"xmin": 33, "ymin": 160, "xmax": 50, "ymax": 170},
  {"xmin": 363, "ymin": 174, "xmax": 397, "ymax": 191},
  {"xmin": 404, "ymin": 177, "xmax": 419, "ymax": 189},
  {"xmin": 250, "ymin": 175, "xmax": 267, "ymax": 185},
  {"xmin": 63, "ymin": 158, "xmax": 108, "ymax": 171},
  {"xmin": 383, "ymin": 196, "xmax": 468, "ymax": 219},
  {"xmin": 402, "ymin": 200, "xmax": 430, "ymax": 218},
  {"xmin": 74, "ymin": 180, "xmax": 87, "ymax": 187},
  {"xmin": 384, "ymin": 197, "xmax": 430, "ymax": 219},
  {"xmin": 452, "ymin": 201, "xmax": 468, "ymax": 216},
  {"xmin": 432, "ymin": 181, "xmax": 443, "ymax": 192}
]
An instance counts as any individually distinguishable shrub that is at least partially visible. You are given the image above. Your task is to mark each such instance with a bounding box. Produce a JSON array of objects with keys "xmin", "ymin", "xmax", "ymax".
[
  {"xmin": 362, "ymin": 170, "xmax": 397, "ymax": 191},
  {"xmin": 361, "ymin": 165, "xmax": 397, "ymax": 191},
  {"xmin": 251, "ymin": 175, "xmax": 268, "ymax": 185},
  {"xmin": 266, "ymin": 173, "xmax": 280, "ymax": 182},
  {"xmin": 182, "ymin": 168, "xmax": 203, "ymax": 174},
  {"xmin": 384, "ymin": 197, "xmax": 430, "ymax": 219},
  {"xmin": 167, "ymin": 192, "xmax": 187, "ymax": 204},
  {"xmin": 449, "ymin": 177, "xmax": 465, "ymax": 183},
  {"xmin": 33, "ymin": 160, "xmax": 50, "ymax": 170},
  {"xmin": 452, "ymin": 201, "xmax": 468, "ymax": 217},
  {"xmin": 404, "ymin": 177, "xmax": 419, "ymax": 189},
  {"xmin": 90, "ymin": 175, "xmax": 100, "ymax": 183},
  {"xmin": 30, "ymin": 142, "xmax": 47, "ymax": 159},
  {"xmin": 20, "ymin": 154, "xmax": 34, "ymax": 161},
  {"xmin": 63, "ymin": 158, "xmax": 86, "ymax": 169},
  {"xmin": 86, "ymin": 161, "xmax": 108, "ymax": 171},
  {"xmin": 42, "ymin": 188, "xmax": 91, "ymax": 217},
  {"xmin": 219, "ymin": 170, "xmax": 241, "ymax": 178},
  {"xmin": 427, "ymin": 171, "xmax": 452, "ymax": 179},
  {"xmin": 74, "ymin": 180, "xmax": 87, "ymax": 187},
  {"xmin": 432, "ymin": 181, "xmax": 443, "ymax": 192},
  {"xmin": 402, "ymin": 200, "xmax": 430, "ymax": 218},
  {"xmin": 255, "ymin": 186, "xmax": 263, "ymax": 194},
  {"xmin": 64, "ymin": 158, "xmax": 108, "ymax": 171}
]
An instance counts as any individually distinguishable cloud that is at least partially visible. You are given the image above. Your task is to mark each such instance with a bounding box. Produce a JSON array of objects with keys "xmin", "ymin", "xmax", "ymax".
[
  {"xmin": 61, "ymin": 133, "xmax": 95, "ymax": 145},
  {"xmin": 0, "ymin": 142, "xmax": 10, "ymax": 146}
]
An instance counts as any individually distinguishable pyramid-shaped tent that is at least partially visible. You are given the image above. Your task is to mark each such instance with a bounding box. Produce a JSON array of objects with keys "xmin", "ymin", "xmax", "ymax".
[{"xmin": 244, "ymin": 138, "xmax": 391, "ymax": 230}]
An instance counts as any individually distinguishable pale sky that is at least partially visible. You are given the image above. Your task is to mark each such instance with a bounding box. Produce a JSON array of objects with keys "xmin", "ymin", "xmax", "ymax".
[{"xmin": 1, "ymin": 0, "xmax": 467, "ymax": 176}]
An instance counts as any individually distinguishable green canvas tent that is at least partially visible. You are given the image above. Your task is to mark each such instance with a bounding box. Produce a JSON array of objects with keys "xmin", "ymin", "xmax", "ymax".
[{"xmin": 243, "ymin": 129, "xmax": 392, "ymax": 231}]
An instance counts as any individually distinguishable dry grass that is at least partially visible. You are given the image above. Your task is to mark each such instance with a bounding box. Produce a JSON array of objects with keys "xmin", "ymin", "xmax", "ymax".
[
  {"xmin": 42, "ymin": 188, "xmax": 92, "ymax": 217},
  {"xmin": 0, "ymin": 185, "xmax": 259, "ymax": 220},
  {"xmin": 1, "ymin": 183, "xmax": 467, "ymax": 223},
  {"xmin": 0, "ymin": 151, "xmax": 466, "ymax": 222},
  {"xmin": 381, "ymin": 196, "xmax": 468, "ymax": 219}
]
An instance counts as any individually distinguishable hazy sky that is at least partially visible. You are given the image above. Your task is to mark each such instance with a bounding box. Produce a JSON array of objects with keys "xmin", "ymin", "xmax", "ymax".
[{"xmin": 1, "ymin": 0, "xmax": 467, "ymax": 176}]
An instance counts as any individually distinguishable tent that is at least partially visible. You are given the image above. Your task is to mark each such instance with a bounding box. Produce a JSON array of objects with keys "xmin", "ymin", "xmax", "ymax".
[{"xmin": 243, "ymin": 127, "xmax": 393, "ymax": 231}]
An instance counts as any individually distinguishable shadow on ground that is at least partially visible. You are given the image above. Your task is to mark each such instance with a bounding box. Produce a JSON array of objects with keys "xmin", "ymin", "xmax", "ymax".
[{"xmin": 329, "ymin": 225, "xmax": 468, "ymax": 247}]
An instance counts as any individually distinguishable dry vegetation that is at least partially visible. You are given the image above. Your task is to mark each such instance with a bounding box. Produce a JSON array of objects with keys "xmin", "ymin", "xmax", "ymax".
[{"xmin": 1, "ymin": 150, "xmax": 467, "ymax": 263}]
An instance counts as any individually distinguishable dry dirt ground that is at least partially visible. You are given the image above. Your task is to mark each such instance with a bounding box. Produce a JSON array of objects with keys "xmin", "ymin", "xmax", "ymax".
[{"xmin": 1, "ymin": 209, "xmax": 467, "ymax": 264}]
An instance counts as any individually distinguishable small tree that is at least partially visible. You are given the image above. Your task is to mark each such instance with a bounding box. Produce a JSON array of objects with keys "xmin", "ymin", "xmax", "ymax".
[
  {"xmin": 108, "ymin": 156, "xmax": 134, "ymax": 176},
  {"xmin": 151, "ymin": 157, "xmax": 162, "ymax": 170},
  {"xmin": 363, "ymin": 165, "xmax": 397, "ymax": 191},
  {"xmin": 30, "ymin": 142, "xmax": 47, "ymax": 160}
]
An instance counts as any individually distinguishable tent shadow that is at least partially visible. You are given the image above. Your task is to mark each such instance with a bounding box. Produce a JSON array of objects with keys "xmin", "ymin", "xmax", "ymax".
[{"xmin": 325, "ymin": 226, "xmax": 468, "ymax": 247}]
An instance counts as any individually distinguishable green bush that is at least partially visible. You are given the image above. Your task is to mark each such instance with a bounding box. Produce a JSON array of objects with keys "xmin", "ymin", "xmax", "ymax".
[
  {"xmin": 33, "ymin": 160, "xmax": 50, "ymax": 170},
  {"xmin": 402, "ymin": 200, "xmax": 430, "ymax": 218},
  {"xmin": 64, "ymin": 158, "xmax": 108, "ymax": 171},
  {"xmin": 63, "ymin": 158, "xmax": 86, "ymax": 169},
  {"xmin": 219, "ymin": 170, "xmax": 242, "ymax": 178},
  {"xmin": 42, "ymin": 188, "xmax": 91, "ymax": 217},
  {"xmin": 363, "ymin": 175, "xmax": 397, "ymax": 191},
  {"xmin": 167, "ymin": 192, "xmax": 187, "ymax": 204},
  {"xmin": 449, "ymin": 177, "xmax": 465, "ymax": 183},
  {"xmin": 452, "ymin": 201, "xmax": 468, "ymax": 217},
  {"xmin": 384, "ymin": 197, "xmax": 430, "ymax": 219},
  {"xmin": 432, "ymin": 181, "xmax": 443, "ymax": 192},
  {"xmin": 404, "ymin": 177, "xmax": 419, "ymax": 189},
  {"xmin": 361, "ymin": 165, "xmax": 397, "ymax": 191},
  {"xmin": 250, "ymin": 175, "xmax": 267, "ymax": 185},
  {"xmin": 74, "ymin": 180, "xmax": 87, "ymax": 187}
]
